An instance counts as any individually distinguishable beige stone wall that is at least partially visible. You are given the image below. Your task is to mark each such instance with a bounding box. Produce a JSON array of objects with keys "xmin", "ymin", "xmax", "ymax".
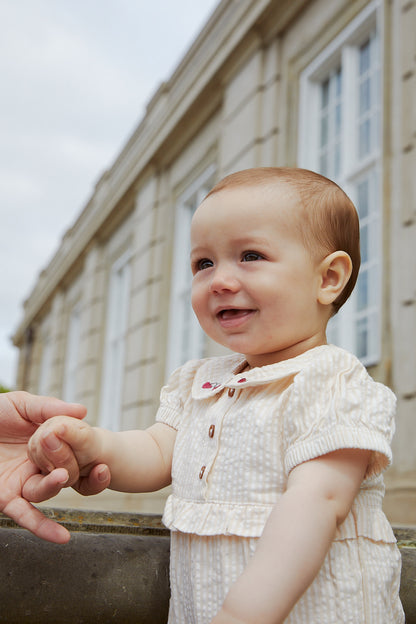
[
  {"xmin": 12, "ymin": 0, "xmax": 416, "ymax": 522},
  {"xmin": 384, "ymin": 0, "xmax": 416, "ymax": 523}
]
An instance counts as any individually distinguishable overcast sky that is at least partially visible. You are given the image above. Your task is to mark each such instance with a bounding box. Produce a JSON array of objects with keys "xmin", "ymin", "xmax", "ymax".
[{"xmin": 0, "ymin": 0, "xmax": 219, "ymax": 389}]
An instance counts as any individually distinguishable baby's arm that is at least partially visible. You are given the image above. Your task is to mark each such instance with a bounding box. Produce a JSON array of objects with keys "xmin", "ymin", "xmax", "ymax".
[
  {"xmin": 28, "ymin": 416, "xmax": 176, "ymax": 495},
  {"xmin": 212, "ymin": 448, "xmax": 370, "ymax": 624}
]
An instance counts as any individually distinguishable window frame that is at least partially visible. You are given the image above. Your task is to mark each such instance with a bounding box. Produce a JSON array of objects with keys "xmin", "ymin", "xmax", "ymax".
[
  {"xmin": 62, "ymin": 302, "xmax": 82, "ymax": 403},
  {"xmin": 38, "ymin": 334, "xmax": 53, "ymax": 396},
  {"xmin": 165, "ymin": 164, "xmax": 216, "ymax": 377},
  {"xmin": 99, "ymin": 249, "xmax": 132, "ymax": 430},
  {"xmin": 298, "ymin": 0, "xmax": 383, "ymax": 366}
]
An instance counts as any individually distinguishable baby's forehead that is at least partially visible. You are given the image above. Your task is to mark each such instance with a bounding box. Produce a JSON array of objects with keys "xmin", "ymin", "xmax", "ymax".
[
  {"xmin": 192, "ymin": 183, "xmax": 304, "ymax": 242},
  {"xmin": 200, "ymin": 180, "xmax": 301, "ymax": 212},
  {"xmin": 203, "ymin": 186, "xmax": 301, "ymax": 233}
]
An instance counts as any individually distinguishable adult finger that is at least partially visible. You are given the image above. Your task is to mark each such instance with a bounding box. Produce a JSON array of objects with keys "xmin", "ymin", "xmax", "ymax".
[
  {"xmin": 9, "ymin": 391, "xmax": 87, "ymax": 424},
  {"xmin": 2, "ymin": 496, "xmax": 70, "ymax": 544},
  {"xmin": 22, "ymin": 468, "xmax": 70, "ymax": 503}
]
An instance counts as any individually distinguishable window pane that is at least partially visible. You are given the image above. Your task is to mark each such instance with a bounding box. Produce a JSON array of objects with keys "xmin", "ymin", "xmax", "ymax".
[
  {"xmin": 319, "ymin": 152, "xmax": 328, "ymax": 175},
  {"xmin": 359, "ymin": 40, "xmax": 370, "ymax": 74},
  {"xmin": 38, "ymin": 338, "xmax": 52, "ymax": 395},
  {"xmin": 359, "ymin": 119, "xmax": 371, "ymax": 158},
  {"xmin": 320, "ymin": 115, "xmax": 328, "ymax": 146},
  {"xmin": 100, "ymin": 253, "xmax": 131, "ymax": 430},
  {"xmin": 335, "ymin": 69, "xmax": 342, "ymax": 96},
  {"xmin": 327, "ymin": 315, "xmax": 339, "ymax": 345},
  {"xmin": 334, "ymin": 143, "xmax": 341, "ymax": 178},
  {"xmin": 62, "ymin": 305, "xmax": 81, "ymax": 402},
  {"xmin": 356, "ymin": 270, "xmax": 369, "ymax": 311},
  {"xmin": 357, "ymin": 179, "xmax": 369, "ymax": 219},
  {"xmin": 359, "ymin": 78, "xmax": 371, "ymax": 114},
  {"xmin": 180, "ymin": 291, "xmax": 193, "ymax": 363},
  {"xmin": 356, "ymin": 317, "xmax": 368, "ymax": 360},
  {"xmin": 166, "ymin": 166, "xmax": 215, "ymax": 376},
  {"xmin": 335, "ymin": 103, "xmax": 342, "ymax": 133},
  {"xmin": 356, "ymin": 35, "xmax": 380, "ymax": 160},
  {"xmin": 360, "ymin": 223, "xmax": 369, "ymax": 264},
  {"xmin": 318, "ymin": 67, "xmax": 343, "ymax": 179},
  {"xmin": 321, "ymin": 78, "xmax": 330, "ymax": 107}
]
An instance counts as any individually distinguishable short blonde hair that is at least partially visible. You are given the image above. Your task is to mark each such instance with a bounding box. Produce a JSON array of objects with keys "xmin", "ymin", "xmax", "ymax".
[{"xmin": 205, "ymin": 167, "xmax": 360, "ymax": 314}]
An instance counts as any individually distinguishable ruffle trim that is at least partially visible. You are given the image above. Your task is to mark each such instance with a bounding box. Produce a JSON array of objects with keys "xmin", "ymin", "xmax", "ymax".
[
  {"xmin": 162, "ymin": 494, "xmax": 396, "ymax": 543},
  {"xmin": 336, "ymin": 503, "xmax": 396, "ymax": 543},
  {"xmin": 163, "ymin": 496, "xmax": 274, "ymax": 537}
]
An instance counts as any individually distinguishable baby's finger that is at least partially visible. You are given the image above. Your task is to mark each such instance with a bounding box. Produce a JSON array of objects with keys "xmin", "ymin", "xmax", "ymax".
[
  {"xmin": 28, "ymin": 429, "xmax": 80, "ymax": 486},
  {"xmin": 41, "ymin": 432, "xmax": 81, "ymax": 486},
  {"xmin": 22, "ymin": 468, "xmax": 69, "ymax": 503},
  {"xmin": 37, "ymin": 416, "xmax": 95, "ymax": 469},
  {"xmin": 74, "ymin": 463, "xmax": 111, "ymax": 496}
]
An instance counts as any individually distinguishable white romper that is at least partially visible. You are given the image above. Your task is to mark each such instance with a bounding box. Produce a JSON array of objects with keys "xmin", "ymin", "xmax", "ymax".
[{"xmin": 156, "ymin": 345, "xmax": 405, "ymax": 624}]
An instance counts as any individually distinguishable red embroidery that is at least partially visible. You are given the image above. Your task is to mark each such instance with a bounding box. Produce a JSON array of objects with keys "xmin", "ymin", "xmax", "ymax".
[
  {"xmin": 202, "ymin": 381, "xmax": 221, "ymax": 390},
  {"xmin": 238, "ymin": 377, "xmax": 247, "ymax": 383}
]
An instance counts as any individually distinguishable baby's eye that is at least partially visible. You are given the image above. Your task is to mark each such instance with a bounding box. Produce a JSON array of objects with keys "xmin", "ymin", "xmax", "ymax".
[
  {"xmin": 242, "ymin": 251, "xmax": 263, "ymax": 262},
  {"xmin": 195, "ymin": 258, "xmax": 214, "ymax": 272}
]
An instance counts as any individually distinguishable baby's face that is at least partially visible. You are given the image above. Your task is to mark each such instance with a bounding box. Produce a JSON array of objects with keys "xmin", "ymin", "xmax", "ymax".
[{"xmin": 190, "ymin": 183, "xmax": 329, "ymax": 367}]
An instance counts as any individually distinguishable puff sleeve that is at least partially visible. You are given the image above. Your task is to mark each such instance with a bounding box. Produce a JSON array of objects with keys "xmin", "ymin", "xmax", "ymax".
[
  {"xmin": 283, "ymin": 348, "xmax": 396, "ymax": 479},
  {"xmin": 155, "ymin": 358, "xmax": 203, "ymax": 430}
]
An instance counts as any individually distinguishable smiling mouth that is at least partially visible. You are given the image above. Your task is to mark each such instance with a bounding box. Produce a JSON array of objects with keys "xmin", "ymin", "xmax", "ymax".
[
  {"xmin": 217, "ymin": 308, "xmax": 255, "ymax": 326},
  {"xmin": 218, "ymin": 309, "xmax": 250, "ymax": 318}
]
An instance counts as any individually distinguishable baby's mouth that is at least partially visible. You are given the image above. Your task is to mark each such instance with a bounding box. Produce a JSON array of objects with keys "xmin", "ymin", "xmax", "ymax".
[
  {"xmin": 217, "ymin": 308, "xmax": 255, "ymax": 322},
  {"xmin": 219, "ymin": 309, "xmax": 244, "ymax": 318}
]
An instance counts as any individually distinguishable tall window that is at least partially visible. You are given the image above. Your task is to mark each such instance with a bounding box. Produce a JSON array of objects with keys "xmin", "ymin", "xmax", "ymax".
[
  {"xmin": 166, "ymin": 165, "xmax": 216, "ymax": 376},
  {"xmin": 38, "ymin": 335, "xmax": 53, "ymax": 396},
  {"xmin": 99, "ymin": 250, "xmax": 131, "ymax": 430},
  {"xmin": 299, "ymin": 1, "xmax": 382, "ymax": 365},
  {"xmin": 62, "ymin": 303, "xmax": 81, "ymax": 402}
]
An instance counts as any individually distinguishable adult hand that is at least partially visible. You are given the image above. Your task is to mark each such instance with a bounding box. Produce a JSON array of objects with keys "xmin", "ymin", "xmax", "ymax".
[{"xmin": 0, "ymin": 391, "xmax": 110, "ymax": 543}]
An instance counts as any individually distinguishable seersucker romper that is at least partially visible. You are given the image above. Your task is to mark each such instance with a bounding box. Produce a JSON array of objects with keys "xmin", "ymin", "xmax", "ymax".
[{"xmin": 156, "ymin": 345, "xmax": 405, "ymax": 624}]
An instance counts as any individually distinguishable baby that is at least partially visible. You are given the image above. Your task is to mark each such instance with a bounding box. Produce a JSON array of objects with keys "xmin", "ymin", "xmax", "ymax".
[{"xmin": 28, "ymin": 168, "xmax": 404, "ymax": 623}]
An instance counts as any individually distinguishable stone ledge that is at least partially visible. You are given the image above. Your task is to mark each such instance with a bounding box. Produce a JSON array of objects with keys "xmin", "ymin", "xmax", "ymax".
[
  {"xmin": 0, "ymin": 510, "xmax": 414, "ymax": 623},
  {"xmin": 0, "ymin": 506, "xmax": 169, "ymax": 536}
]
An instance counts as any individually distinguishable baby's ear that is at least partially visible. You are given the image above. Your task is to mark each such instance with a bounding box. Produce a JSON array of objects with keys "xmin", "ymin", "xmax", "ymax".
[{"xmin": 317, "ymin": 251, "xmax": 352, "ymax": 306}]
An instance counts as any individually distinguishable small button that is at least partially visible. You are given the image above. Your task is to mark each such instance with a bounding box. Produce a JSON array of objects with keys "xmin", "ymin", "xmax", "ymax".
[
  {"xmin": 228, "ymin": 388, "xmax": 235, "ymax": 397},
  {"xmin": 209, "ymin": 424, "xmax": 215, "ymax": 438},
  {"xmin": 199, "ymin": 466, "xmax": 206, "ymax": 479}
]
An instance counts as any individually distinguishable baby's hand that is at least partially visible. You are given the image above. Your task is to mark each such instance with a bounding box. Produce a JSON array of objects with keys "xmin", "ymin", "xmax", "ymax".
[{"xmin": 26, "ymin": 416, "xmax": 110, "ymax": 498}]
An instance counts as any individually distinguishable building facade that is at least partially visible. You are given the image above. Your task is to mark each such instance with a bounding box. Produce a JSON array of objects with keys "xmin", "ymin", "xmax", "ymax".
[{"xmin": 13, "ymin": 0, "xmax": 416, "ymax": 522}]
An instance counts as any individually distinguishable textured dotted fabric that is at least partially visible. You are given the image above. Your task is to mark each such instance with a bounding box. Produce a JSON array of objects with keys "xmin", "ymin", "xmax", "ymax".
[{"xmin": 156, "ymin": 345, "xmax": 404, "ymax": 623}]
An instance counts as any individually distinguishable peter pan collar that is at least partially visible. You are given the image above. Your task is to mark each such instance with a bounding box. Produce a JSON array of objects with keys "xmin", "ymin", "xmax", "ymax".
[{"xmin": 191, "ymin": 345, "xmax": 330, "ymax": 400}]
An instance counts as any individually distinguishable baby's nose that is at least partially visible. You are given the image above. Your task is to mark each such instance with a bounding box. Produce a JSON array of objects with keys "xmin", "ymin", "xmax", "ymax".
[{"xmin": 209, "ymin": 265, "xmax": 240, "ymax": 293}]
